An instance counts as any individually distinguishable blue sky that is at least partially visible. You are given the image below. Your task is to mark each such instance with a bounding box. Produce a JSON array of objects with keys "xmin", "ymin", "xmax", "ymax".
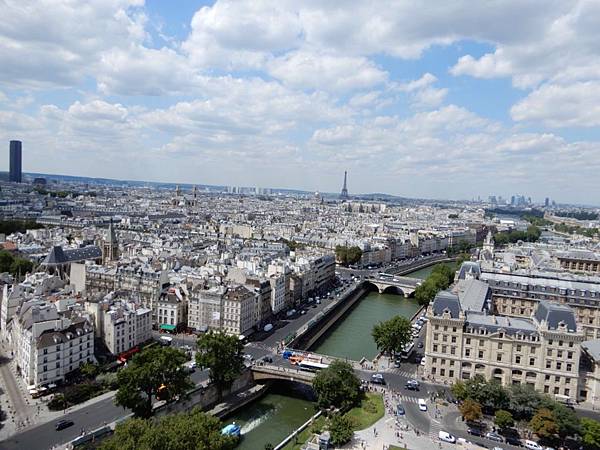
[{"xmin": 1, "ymin": 0, "xmax": 599, "ymax": 203}]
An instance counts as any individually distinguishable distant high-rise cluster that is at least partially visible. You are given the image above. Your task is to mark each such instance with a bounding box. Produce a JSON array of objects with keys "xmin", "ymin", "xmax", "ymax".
[{"xmin": 9, "ymin": 140, "xmax": 22, "ymax": 183}]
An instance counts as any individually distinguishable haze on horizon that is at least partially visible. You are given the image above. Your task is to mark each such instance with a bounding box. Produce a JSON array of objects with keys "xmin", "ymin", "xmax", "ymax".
[{"xmin": 1, "ymin": 1, "xmax": 599, "ymax": 204}]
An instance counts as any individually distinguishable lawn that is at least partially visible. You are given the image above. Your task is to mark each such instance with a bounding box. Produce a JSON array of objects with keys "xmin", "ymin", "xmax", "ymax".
[
  {"xmin": 282, "ymin": 415, "xmax": 326, "ymax": 450},
  {"xmin": 285, "ymin": 393, "xmax": 384, "ymax": 449},
  {"xmin": 345, "ymin": 393, "xmax": 384, "ymax": 431},
  {"xmin": 388, "ymin": 446, "xmax": 407, "ymax": 450}
]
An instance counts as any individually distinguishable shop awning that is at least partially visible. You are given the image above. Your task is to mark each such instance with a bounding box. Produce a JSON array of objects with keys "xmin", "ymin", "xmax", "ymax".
[{"xmin": 160, "ymin": 324, "xmax": 176, "ymax": 331}]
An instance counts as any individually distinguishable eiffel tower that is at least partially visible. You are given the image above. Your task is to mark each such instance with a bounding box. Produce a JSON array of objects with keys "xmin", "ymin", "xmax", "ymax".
[{"xmin": 340, "ymin": 170, "xmax": 349, "ymax": 199}]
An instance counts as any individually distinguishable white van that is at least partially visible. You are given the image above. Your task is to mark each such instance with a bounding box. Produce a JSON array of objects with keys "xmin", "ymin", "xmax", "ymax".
[
  {"xmin": 418, "ymin": 398, "xmax": 427, "ymax": 411},
  {"xmin": 524, "ymin": 440, "xmax": 544, "ymax": 450},
  {"xmin": 438, "ymin": 431, "xmax": 456, "ymax": 443}
]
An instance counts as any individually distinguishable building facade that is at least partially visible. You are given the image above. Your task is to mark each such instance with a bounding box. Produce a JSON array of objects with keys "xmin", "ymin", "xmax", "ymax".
[{"xmin": 9, "ymin": 140, "xmax": 22, "ymax": 183}]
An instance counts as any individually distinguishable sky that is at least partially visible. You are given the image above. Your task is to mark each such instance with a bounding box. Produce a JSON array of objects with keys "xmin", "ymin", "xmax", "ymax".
[{"xmin": 1, "ymin": 1, "xmax": 600, "ymax": 203}]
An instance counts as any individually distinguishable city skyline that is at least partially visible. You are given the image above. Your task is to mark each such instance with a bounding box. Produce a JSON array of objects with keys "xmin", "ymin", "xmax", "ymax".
[{"xmin": 1, "ymin": 1, "xmax": 600, "ymax": 203}]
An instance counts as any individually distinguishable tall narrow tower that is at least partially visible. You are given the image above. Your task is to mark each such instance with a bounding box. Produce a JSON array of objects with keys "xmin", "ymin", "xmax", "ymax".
[
  {"xmin": 9, "ymin": 140, "xmax": 22, "ymax": 183},
  {"xmin": 340, "ymin": 171, "xmax": 349, "ymax": 199},
  {"xmin": 102, "ymin": 220, "xmax": 119, "ymax": 263}
]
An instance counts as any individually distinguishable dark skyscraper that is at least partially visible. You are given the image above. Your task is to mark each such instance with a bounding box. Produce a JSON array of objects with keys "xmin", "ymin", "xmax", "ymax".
[
  {"xmin": 340, "ymin": 170, "xmax": 349, "ymax": 199},
  {"xmin": 9, "ymin": 140, "xmax": 22, "ymax": 183}
]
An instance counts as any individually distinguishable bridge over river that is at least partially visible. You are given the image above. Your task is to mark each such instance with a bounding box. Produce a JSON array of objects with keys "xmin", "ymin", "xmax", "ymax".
[{"xmin": 363, "ymin": 274, "xmax": 422, "ymax": 296}]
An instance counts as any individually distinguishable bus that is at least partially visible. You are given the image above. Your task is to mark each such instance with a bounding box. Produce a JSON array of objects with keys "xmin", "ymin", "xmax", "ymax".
[
  {"xmin": 400, "ymin": 342, "xmax": 414, "ymax": 359},
  {"xmin": 298, "ymin": 360, "xmax": 329, "ymax": 372},
  {"xmin": 378, "ymin": 272, "xmax": 394, "ymax": 279}
]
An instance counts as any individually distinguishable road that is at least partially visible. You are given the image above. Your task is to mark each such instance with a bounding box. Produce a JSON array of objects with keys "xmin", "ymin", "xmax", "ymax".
[{"xmin": 0, "ymin": 369, "xmax": 209, "ymax": 450}]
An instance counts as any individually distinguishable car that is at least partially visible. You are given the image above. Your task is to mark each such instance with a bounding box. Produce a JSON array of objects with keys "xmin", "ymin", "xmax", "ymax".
[
  {"xmin": 371, "ymin": 373, "xmax": 386, "ymax": 385},
  {"xmin": 486, "ymin": 432, "xmax": 504, "ymax": 443},
  {"xmin": 405, "ymin": 379, "xmax": 420, "ymax": 390},
  {"xmin": 524, "ymin": 440, "xmax": 544, "ymax": 450},
  {"xmin": 439, "ymin": 431, "xmax": 456, "ymax": 443},
  {"xmin": 420, "ymin": 358, "xmax": 426, "ymax": 366},
  {"xmin": 417, "ymin": 342, "xmax": 424, "ymax": 348},
  {"xmin": 396, "ymin": 404, "xmax": 405, "ymax": 415},
  {"xmin": 492, "ymin": 447, "xmax": 505, "ymax": 450},
  {"xmin": 394, "ymin": 359, "xmax": 401, "ymax": 368},
  {"xmin": 467, "ymin": 428, "xmax": 484, "ymax": 437},
  {"xmin": 262, "ymin": 356, "xmax": 273, "ymax": 363},
  {"xmin": 55, "ymin": 419, "xmax": 74, "ymax": 431},
  {"xmin": 418, "ymin": 398, "xmax": 427, "ymax": 411},
  {"xmin": 504, "ymin": 436, "xmax": 522, "ymax": 447}
]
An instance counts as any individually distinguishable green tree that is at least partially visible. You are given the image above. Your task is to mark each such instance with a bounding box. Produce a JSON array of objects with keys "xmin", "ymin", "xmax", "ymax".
[
  {"xmin": 328, "ymin": 413, "xmax": 355, "ymax": 446},
  {"xmin": 80, "ymin": 363, "xmax": 99, "ymax": 379},
  {"xmin": 547, "ymin": 402, "xmax": 580, "ymax": 438},
  {"xmin": 459, "ymin": 399, "xmax": 483, "ymax": 422},
  {"xmin": 334, "ymin": 245, "xmax": 363, "ymax": 266},
  {"xmin": 529, "ymin": 408, "xmax": 558, "ymax": 439},
  {"xmin": 196, "ymin": 331, "xmax": 244, "ymax": 400},
  {"xmin": 371, "ymin": 315, "xmax": 412, "ymax": 356},
  {"xmin": 115, "ymin": 346, "xmax": 192, "ymax": 418},
  {"xmin": 313, "ymin": 360, "xmax": 361, "ymax": 410},
  {"xmin": 508, "ymin": 384, "xmax": 542, "ymax": 420},
  {"xmin": 494, "ymin": 410, "xmax": 514, "ymax": 430},
  {"xmin": 581, "ymin": 418, "xmax": 600, "ymax": 450},
  {"xmin": 99, "ymin": 408, "xmax": 236, "ymax": 450},
  {"xmin": 451, "ymin": 381, "xmax": 467, "ymax": 401}
]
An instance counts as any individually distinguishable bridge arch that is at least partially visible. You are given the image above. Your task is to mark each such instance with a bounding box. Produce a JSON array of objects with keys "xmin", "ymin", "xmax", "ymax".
[{"xmin": 380, "ymin": 285, "xmax": 406, "ymax": 296}]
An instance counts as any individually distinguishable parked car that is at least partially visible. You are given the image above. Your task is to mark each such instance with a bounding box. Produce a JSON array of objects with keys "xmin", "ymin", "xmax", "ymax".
[
  {"xmin": 486, "ymin": 432, "xmax": 504, "ymax": 443},
  {"xmin": 467, "ymin": 428, "xmax": 484, "ymax": 437},
  {"xmin": 55, "ymin": 419, "xmax": 74, "ymax": 431},
  {"xmin": 439, "ymin": 431, "xmax": 456, "ymax": 443},
  {"xmin": 396, "ymin": 404, "xmax": 405, "ymax": 415},
  {"xmin": 504, "ymin": 436, "xmax": 522, "ymax": 447},
  {"xmin": 417, "ymin": 342, "xmax": 424, "ymax": 348},
  {"xmin": 524, "ymin": 440, "xmax": 544, "ymax": 450}
]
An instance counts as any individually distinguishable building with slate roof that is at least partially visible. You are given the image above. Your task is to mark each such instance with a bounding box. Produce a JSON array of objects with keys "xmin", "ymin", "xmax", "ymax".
[
  {"xmin": 41, "ymin": 245, "xmax": 102, "ymax": 279},
  {"xmin": 425, "ymin": 289, "xmax": 585, "ymax": 403}
]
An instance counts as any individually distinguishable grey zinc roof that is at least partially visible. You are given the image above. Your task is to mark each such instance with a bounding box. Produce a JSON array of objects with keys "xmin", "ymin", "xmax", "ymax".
[
  {"xmin": 457, "ymin": 261, "xmax": 481, "ymax": 280},
  {"xmin": 457, "ymin": 279, "xmax": 490, "ymax": 312},
  {"xmin": 42, "ymin": 245, "xmax": 102, "ymax": 265},
  {"xmin": 582, "ymin": 339, "xmax": 600, "ymax": 361},
  {"xmin": 432, "ymin": 291, "xmax": 461, "ymax": 318},
  {"xmin": 533, "ymin": 300, "xmax": 577, "ymax": 332},
  {"xmin": 466, "ymin": 311, "xmax": 538, "ymax": 336}
]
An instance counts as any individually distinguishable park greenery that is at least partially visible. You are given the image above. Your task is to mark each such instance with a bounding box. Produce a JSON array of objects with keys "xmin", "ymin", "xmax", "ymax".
[
  {"xmin": 0, "ymin": 250, "xmax": 34, "ymax": 278},
  {"xmin": 196, "ymin": 331, "xmax": 244, "ymax": 400},
  {"xmin": 312, "ymin": 360, "xmax": 361, "ymax": 411},
  {"xmin": 328, "ymin": 413, "xmax": 355, "ymax": 446},
  {"xmin": 371, "ymin": 315, "xmax": 412, "ymax": 356},
  {"xmin": 554, "ymin": 222, "xmax": 599, "ymax": 238},
  {"xmin": 99, "ymin": 408, "xmax": 236, "ymax": 450},
  {"xmin": 555, "ymin": 210, "xmax": 598, "ymax": 220},
  {"xmin": 0, "ymin": 219, "xmax": 44, "ymax": 235},
  {"xmin": 458, "ymin": 398, "xmax": 483, "ymax": 422},
  {"xmin": 115, "ymin": 346, "xmax": 192, "ymax": 418},
  {"xmin": 414, "ymin": 263, "xmax": 455, "ymax": 306},
  {"xmin": 334, "ymin": 245, "xmax": 363, "ymax": 266},
  {"xmin": 493, "ymin": 225, "xmax": 541, "ymax": 246},
  {"xmin": 452, "ymin": 376, "xmax": 584, "ymax": 442}
]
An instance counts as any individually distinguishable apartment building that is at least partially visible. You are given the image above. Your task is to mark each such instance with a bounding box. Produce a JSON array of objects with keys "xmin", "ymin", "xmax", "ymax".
[
  {"xmin": 480, "ymin": 271, "xmax": 600, "ymax": 339},
  {"xmin": 12, "ymin": 300, "xmax": 94, "ymax": 387},
  {"xmin": 156, "ymin": 287, "xmax": 187, "ymax": 331},
  {"xmin": 222, "ymin": 285, "xmax": 254, "ymax": 336},
  {"xmin": 103, "ymin": 301, "xmax": 152, "ymax": 355},
  {"xmin": 425, "ymin": 291, "xmax": 585, "ymax": 403},
  {"xmin": 188, "ymin": 285, "xmax": 226, "ymax": 332}
]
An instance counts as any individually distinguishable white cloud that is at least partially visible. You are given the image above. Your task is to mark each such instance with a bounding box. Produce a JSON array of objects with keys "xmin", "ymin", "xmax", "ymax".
[
  {"xmin": 267, "ymin": 51, "xmax": 387, "ymax": 92},
  {"xmin": 511, "ymin": 82, "xmax": 600, "ymax": 127}
]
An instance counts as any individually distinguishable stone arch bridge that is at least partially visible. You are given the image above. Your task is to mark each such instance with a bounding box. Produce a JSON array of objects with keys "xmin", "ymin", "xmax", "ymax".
[{"xmin": 363, "ymin": 275, "xmax": 421, "ymax": 297}]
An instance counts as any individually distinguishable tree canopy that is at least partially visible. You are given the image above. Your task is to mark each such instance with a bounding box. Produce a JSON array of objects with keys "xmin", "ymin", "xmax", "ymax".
[
  {"xmin": 196, "ymin": 331, "xmax": 244, "ymax": 399},
  {"xmin": 459, "ymin": 399, "xmax": 483, "ymax": 423},
  {"xmin": 0, "ymin": 250, "xmax": 34, "ymax": 279},
  {"xmin": 115, "ymin": 346, "xmax": 192, "ymax": 418},
  {"xmin": 334, "ymin": 245, "xmax": 363, "ymax": 266},
  {"xmin": 371, "ymin": 315, "xmax": 412, "ymax": 356},
  {"xmin": 581, "ymin": 418, "xmax": 600, "ymax": 450},
  {"xmin": 312, "ymin": 360, "xmax": 361, "ymax": 411},
  {"xmin": 414, "ymin": 263, "xmax": 455, "ymax": 306},
  {"xmin": 494, "ymin": 410, "xmax": 514, "ymax": 429},
  {"xmin": 530, "ymin": 408, "xmax": 558, "ymax": 439},
  {"xmin": 328, "ymin": 413, "xmax": 355, "ymax": 446},
  {"xmin": 99, "ymin": 408, "xmax": 236, "ymax": 450}
]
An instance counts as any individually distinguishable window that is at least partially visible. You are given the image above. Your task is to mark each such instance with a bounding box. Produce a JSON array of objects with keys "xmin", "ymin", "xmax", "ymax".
[
  {"xmin": 529, "ymin": 358, "xmax": 535, "ymax": 366},
  {"xmin": 554, "ymin": 387, "xmax": 559, "ymax": 395},
  {"xmin": 557, "ymin": 350, "xmax": 563, "ymax": 358},
  {"xmin": 544, "ymin": 386, "xmax": 549, "ymax": 393},
  {"xmin": 547, "ymin": 349, "xmax": 552, "ymax": 356},
  {"xmin": 516, "ymin": 345, "xmax": 521, "ymax": 352},
  {"xmin": 451, "ymin": 336, "xmax": 456, "ymax": 343},
  {"xmin": 497, "ymin": 354, "xmax": 503, "ymax": 362},
  {"xmin": 479, "ymin": 340, "xmax": 484, "ymax": 347},
  {"xmin": 465, "ymin": 349, "xmax": 471, "ymax": 357},
  {"xmin": 498, "ymin": 343, "xmax": 503, "ymax": 350},
  {"xmin": 546, "ymin": 361, "xmax": 551, "ymax": 369},
  {"xmin": 449, "ymin": 370, "xmax": 454, "ymax": 377},
  {"xmin": 557, "ymin": 362, "xmax": 562, "ymax": 370},
  {"xmin": 567, "ymin": 363, "xmax": 572, "ymax": 371},
  {"xmin": 43, "ymin": 365, "xmax": 47, "ymax": 372},
  {"xmin": 466, "ymin": 338, "xmax": 471, "ymax": 345},
  {"xmin": 434, "ymin": 333, "xmax": 439, "ymax": 341},
  {"xmin": 516, "ymin": 356, "xmax": 521, "ymax": 364},
  {"xmin": 568, "ymin": 352, "xmax": 573, "ymax": 359},
  {"xmin": 478, "ymin": 350, "xmax": 484, "ymax": 359},
  {"xmin": 440, "ymin": 368, "xmax": 446, "ymax": 376},
  {"xmin": 433, "ymin": 344, "xmax": 438, "ymax": 352},
  {"xmin": 43, "ymin": 348, "xmax": 48, "ymax": 355}
]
